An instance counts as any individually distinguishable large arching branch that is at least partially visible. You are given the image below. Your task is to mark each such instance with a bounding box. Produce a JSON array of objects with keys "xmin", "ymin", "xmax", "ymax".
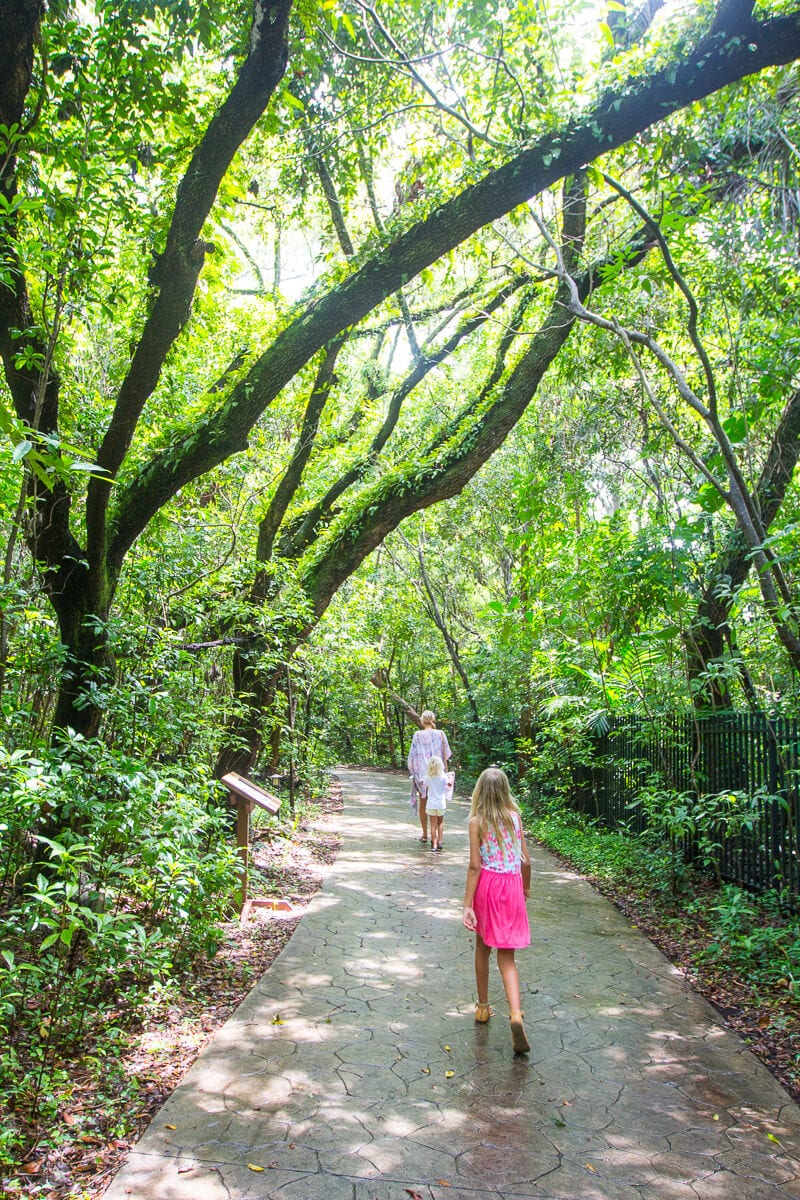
[
  {"xmin": 108, "ymin": 4, "xmax": 800, "ymax": 567},
  {"xmin": 256, "ymin": 336, "xmax": 347, "ymax": 564},
  {"xmin": 215, "ymin": 183, "xmax": 666, "ymax": 771},
  {"xmin": 298, "ymin": 176, "xmax": 591, "ymax": 615},
  {"xmin": 278, "ymin": 272, "xmax": 533, "ymax": 559},
  {"xmin": 86, "ymin": 0, "xmax": 294, "ymax": 546}
]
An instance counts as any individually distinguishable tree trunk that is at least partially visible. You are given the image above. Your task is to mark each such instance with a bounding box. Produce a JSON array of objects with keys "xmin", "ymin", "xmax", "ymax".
[
  {"xmin": 370, "ymin": 670, "xmax": 425, "ymax": 729},
  {"xmin": 213, "ymin": 649, "xmax": 279, "ymax": 778},
  {"xmin": 380, "ymin": 691, "xmax": 398, "ymax": 766},
  {"xmin": 32, "ymin": 1, "xmax": 294, "ymax": 737},
  {"xmin": 46, "ymin": 554, "xmax": 117, "ymax": 735},
  {"xmin": 685, "ymin": 389, "xmax": 800, "ymax": 707},
  {"xmin": 517, "ymin": 535, "xmax": 534, "ymax": 777}
]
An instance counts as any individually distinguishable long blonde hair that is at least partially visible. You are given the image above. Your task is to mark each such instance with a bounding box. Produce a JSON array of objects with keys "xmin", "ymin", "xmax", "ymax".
[
  {"xmin": 426, "ymin": 754, "xmax": 444, "ymax": 778},
  {"xmin": 470, "ymin": 767, "xmax": 520, "ymax": 848}
]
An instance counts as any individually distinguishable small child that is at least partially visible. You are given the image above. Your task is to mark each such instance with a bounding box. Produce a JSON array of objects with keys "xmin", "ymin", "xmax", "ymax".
[
  {"xmin": 462, "ymin": 767, "xmax": 531, "ymax": 1054},
  {"xmin": 425, "ymin": 755, "xmax": 448, "ymax": 852}
]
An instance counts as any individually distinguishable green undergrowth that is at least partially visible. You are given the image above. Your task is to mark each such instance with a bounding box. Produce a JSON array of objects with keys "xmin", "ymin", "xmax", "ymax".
[
  {"xmin": 0, "ymin": 734, "xmax": 322, "ymax": 1180},
  {"xmin": 527, "ymin": 807, "xmax": 670, "ymax": 892},
  {"xmin": 0, "ymin": 738, "xmax": 235, "ymax": 1176},
  {"xmin": 525, "ymin": 806, "xmax": 800, "ymax": 999}
]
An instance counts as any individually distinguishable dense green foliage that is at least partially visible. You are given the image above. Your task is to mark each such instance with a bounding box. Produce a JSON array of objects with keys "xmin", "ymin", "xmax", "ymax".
[
  {"xmin": 0, "ymin": 734, "xmax": 238, "ymax": 1162},
  {"xmin": 2, "ymin": 0, "xmax": 800, "ymax": 1181}
]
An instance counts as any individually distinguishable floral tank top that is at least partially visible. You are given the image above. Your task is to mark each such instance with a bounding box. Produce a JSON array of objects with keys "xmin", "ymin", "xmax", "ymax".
[{"xmin": 479, "ymin": 812, "xmax": 522, "ymax": 875}]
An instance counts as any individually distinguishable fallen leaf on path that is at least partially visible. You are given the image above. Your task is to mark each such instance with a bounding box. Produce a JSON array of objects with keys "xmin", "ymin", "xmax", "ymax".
[
  {"xmin": 585, "ymin": 1164, "xmax": 597, "ymax": 1172},
  {"xmin": 405, "ymin": 1190, "xmax": 425, "ymax": 1199},
  {"xmin": 247, "ymin": 1163, "xmax": 265, "ymax": 1171},
  {"xmin": 445, "ymin": 1071, "xmax": 454, "ymax": 1078},
  {"xmin": 164, "ymin": 1124, "xmax": 177, "ymax": 1130}
]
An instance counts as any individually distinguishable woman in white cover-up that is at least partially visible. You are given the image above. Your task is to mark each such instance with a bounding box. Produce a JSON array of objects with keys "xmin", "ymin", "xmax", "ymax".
[{"xmin": 407, "ymin": 710, "xmax": 452, "ymax": 844}]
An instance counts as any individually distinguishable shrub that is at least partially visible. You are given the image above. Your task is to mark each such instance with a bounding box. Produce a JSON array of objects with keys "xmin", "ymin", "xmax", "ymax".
[{"xmin": 0, "ymin": 734, "xmax": 239, "ymax": 1166}]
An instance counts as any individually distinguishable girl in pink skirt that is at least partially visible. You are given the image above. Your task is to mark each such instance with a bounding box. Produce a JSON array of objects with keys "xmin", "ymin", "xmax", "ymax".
[{"xmin": 462, "ymin": 767, "xmax": 531, "ymax": 1054}]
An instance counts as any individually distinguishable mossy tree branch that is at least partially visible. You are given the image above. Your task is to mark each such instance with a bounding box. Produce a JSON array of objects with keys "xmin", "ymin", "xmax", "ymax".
[{"xmin": 109, "ymin": 3, "xmax": 800, "ymax": 568}]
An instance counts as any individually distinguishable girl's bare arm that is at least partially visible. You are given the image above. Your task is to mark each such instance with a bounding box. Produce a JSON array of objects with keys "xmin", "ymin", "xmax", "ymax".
[
  {"xmin": 462, "ymin": 817, "xmax": 482, "ymax": 929},
  {"xmin": 520, "ymin": 828, "xmax": 531, "ymax": 898}
]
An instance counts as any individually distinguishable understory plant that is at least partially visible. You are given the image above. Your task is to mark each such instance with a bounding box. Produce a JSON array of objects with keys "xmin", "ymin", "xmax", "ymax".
[
  {"xmin": 0, "ymin": 734, "xmax": 239, "ymax": 1168},
  {"xmin": 697, "ymin": 885, "xmax": 800, "ymax": 993},
  {"xmin": 630, "ymin": 785, "xmax": 777, "ymax": 892},
  {"xmin": 525, "ymin": 803, "xmax": 673, "ymax": 895}
]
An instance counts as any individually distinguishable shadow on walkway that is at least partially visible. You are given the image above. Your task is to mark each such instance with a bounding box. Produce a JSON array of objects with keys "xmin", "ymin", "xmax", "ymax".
[{"xmin": 102, "ymin": 769, "xmax": 800, "ymax": 1199}]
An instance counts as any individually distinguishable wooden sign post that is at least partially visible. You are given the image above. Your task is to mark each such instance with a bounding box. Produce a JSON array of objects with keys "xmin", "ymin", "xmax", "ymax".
[{"xmin": 221, "ymin": 772, "xmax": 281, "ymax": 912}]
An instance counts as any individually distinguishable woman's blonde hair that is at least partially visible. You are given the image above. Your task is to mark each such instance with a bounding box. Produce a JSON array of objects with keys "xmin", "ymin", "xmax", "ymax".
[
  {"xmin": 420, "ymin": 709, "xmax": 436, "ymax": 727},
  {"xmin": 426, "ymin": 754, "xmax": 444, "ymax": 778},
  {"xmin": 469, "ymin": 767, "xmax": 519, "ymax": 847}
]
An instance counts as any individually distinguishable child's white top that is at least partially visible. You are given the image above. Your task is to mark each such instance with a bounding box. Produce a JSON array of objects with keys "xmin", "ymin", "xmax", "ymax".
[{"xmin": 425, "ymin": 774, "xmax": 448, "ymax": 812}]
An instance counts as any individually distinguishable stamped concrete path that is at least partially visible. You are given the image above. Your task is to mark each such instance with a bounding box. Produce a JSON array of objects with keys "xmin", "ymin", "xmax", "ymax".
[{"xmin": 103, "ymin": 769, "xmax": 800, "ymax": 1200}]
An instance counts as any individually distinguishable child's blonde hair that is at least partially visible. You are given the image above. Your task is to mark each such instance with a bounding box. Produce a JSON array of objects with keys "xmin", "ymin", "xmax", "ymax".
[
  {"xmin": 426, "ymin": 754, "xmax": 444, "ymax": 778},
  {"xmin": 470, "ymin": 767, "xmax": 520, "ymax": 847}
]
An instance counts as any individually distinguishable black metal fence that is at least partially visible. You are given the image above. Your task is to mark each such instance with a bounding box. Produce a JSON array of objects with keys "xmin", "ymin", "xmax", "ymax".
[{"xmin": 588, "ymin": 713, "xmax": 800, "ymax": 898}]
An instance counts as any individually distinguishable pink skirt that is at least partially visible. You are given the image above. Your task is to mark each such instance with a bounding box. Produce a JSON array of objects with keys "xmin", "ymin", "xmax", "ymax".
[{"xmin": 474, "ymin": 869, "xmax": 530, "ymax": 949}]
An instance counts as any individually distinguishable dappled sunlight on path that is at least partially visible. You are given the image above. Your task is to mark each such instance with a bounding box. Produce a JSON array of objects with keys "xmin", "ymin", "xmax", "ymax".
[{"xmin": 102, "ymin": 770, "xmax": 800, "ymax": 1200}]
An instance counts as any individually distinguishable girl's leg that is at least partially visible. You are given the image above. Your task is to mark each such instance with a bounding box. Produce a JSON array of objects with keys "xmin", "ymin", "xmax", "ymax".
[
  {"xmin": 498, "ymin": 949, "xmax": 529, "ymax": 1053},
  {"xmin": 475, "ymin": 934, "xmax": 491, "ymax": 1004},
  {"xmin": 431, "ymin": 814, "xmax": 442, "ymax": 849},
  {"xmin": 496, "ymin": 949, "xmax": 522, "ymax": 1012},
  {"xmin": 419, "ymin": 792, "xmax": 428, "ymax": 840}
]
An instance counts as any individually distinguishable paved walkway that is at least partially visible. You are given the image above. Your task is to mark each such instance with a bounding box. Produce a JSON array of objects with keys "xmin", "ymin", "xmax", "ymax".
[{"xmin": 103, "ymin": 769, "xmax": 800, "ymax": 1200}]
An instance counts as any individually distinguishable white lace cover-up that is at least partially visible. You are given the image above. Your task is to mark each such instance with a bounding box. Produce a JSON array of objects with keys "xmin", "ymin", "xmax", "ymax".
[{"xmin": 407, "ymin": 727, "xmax": 452, "ymax": 805}]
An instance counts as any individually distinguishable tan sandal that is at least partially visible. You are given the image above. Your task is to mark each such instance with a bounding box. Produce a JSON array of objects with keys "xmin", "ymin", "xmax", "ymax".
[
  {"xmin": 474, "ymin": 1002, "xmax": 493, "ymax": 1023},
  {"xmin": 510, "ymin": 1009, "xmax": 530, "ymax": 1053}
]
